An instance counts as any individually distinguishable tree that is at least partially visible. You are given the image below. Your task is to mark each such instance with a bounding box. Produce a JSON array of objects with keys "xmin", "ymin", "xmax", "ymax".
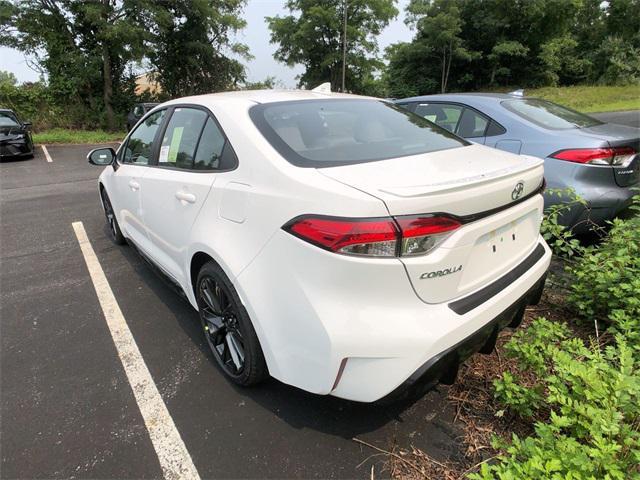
[
  {"xmin": 1, "ymin": 0, "xmax": 147, "ymax": 130},
  {"xmin": 487, "ymin": 41, "xmax": 528, "ymax": 85},
  {"xmin": 267, "ymin": 0, "xmax": 398, "ymax": 93},
  {"xmin": 406, "ymin": 0, "xmax": 474, "ymax": 93},
  {"xmin": 0, "ymin": 70, "xmax": 17, "ymax": 87},
  {"xmin": 143, "ymin": 0, "xmax": 250, "ymax": 97}
]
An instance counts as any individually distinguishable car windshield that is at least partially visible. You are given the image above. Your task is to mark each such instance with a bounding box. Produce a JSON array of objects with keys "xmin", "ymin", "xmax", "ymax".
[
  {"xmin": 250, "ymin": 99, "xmax": 468, "ymax": 167},
  {"xmin": 501, "ymin": 99, "xmax": 602, "ymax": 130},
  {"xmin": 0, "ymin": 111, "xmax": 20, "ymax": 127}
]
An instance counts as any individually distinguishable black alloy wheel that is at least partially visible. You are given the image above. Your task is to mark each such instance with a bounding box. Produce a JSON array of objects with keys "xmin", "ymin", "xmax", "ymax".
[
  {"xmin": 101, "ymin": 189, "xmax": 126, "ymax": 245},
  {"xmin": 196, "ymin": 261, "xmax": 268, "ymax": 386}
]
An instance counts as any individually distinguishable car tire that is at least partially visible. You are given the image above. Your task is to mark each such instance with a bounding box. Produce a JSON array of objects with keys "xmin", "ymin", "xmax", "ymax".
[
  {"xmin": 196, "ymin": 261, "xmax": 268, "ymax": 386},
  {"xmin": 100, "ymin": 189, "xmax": 126, "ymax": 245}
]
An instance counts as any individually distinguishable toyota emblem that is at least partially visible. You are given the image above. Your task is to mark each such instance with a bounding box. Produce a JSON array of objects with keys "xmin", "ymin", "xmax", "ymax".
[{"xmin": 512, "ymin": 182, "xmax": 524, "ymax": 200}]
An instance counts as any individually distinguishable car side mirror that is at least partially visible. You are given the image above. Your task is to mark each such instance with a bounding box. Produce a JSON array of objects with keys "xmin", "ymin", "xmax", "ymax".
[
  {"xmin": 22, "ymin": 121, "xmax": 32, "ymax": 129},
  {"xmin": 87, "ymin": 147, "xmax": 116, "ymax": 166}
]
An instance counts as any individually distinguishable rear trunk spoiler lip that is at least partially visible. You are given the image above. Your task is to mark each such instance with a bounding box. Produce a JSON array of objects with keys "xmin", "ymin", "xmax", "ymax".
[{"xmin": 408, "ymin": 177, "xmax": 546, "ymax": 226}]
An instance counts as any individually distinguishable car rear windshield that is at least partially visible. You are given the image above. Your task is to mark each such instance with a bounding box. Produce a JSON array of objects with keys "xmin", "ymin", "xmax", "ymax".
[
  {"xmin": 249, "ymin": 99, "xmax": 468, "ymax": 167},
  {"xmin": 501, "ymin": 99, "xmax": 603, "ymax": 130}
]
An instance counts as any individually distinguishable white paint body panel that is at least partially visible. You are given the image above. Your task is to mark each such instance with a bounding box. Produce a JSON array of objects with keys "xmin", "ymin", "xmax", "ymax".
[{"xmin": 98, "ymin": 90, "xmax": 551, "ymax": 402}]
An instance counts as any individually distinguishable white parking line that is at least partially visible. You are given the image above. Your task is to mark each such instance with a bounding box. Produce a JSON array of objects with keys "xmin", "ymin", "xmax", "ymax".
[
  {"xmin": 41, "ymin": 144, "xmax": 52, "ymax": 163},
  {"xmin": 72, "ymin": 221, "xmax": 200, "ymax": 480}
]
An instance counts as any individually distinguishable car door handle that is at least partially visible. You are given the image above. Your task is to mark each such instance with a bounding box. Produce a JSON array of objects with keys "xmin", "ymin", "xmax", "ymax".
[
  {"xmin": 128, "ymin": 180, "xmax": 140, "ymax": 191},
  {"xmin": 175, "ymin": 191, "xmax": 196, "ymax": 204}
]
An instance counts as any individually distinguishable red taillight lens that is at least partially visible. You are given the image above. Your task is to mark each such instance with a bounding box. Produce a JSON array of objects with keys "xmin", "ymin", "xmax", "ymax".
[
  {"xmin": 284, "ymin": 216, "xmax": 399, "ymax": 257},
  {"xmin": 395, "ymin": 215, "xmax": 461, "ymax": 256},
  {"xmin": 283, "ymin": 214, "xmax": 462, "ymax": 257},
  {"xmin": 551, "ymin": 147, "xmax": 637, "ymax": 166}
]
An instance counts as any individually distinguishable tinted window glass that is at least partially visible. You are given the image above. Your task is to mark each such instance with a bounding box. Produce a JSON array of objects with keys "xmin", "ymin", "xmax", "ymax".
[
  {"xmin": 0, "ymin": 111, "xmax": 20, "ymax": 127},
  {"xmin": 457, "ymin": 108, "xmax": 489, "ymax": 138},
  {"xmin": 502, "ymin": 99, "xmax": 602, "ymax": 130},
  {"xmin": 485, "ymin": 120, "xmax": 506, "ymax": 137},
  {"xmin": 413, "ymin": 103, "xmax": 463, "ymax": 133},
  {"xmin": 251, "ymin": 100, "xmax": 467, "ymax": 167},
  {"xmin": 123, "ymin": 110, "xmax": 166, "ymax": 165},
  {"xmin": 158, "ymin": 108, "xmax": 207, "ymax": 169},
  {"xmin": 194, "ymin": 118, "xmax": 226, "ymax": 170}
]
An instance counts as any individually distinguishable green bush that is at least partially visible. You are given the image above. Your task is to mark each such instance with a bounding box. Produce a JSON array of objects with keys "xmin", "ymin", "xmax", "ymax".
[
  {"xmin": 539, "ymin": 188, "xmax": 588, "ymax": 258},
  {"xmin": 472, "ymin": 319, "xmax": 640, "ymax": 480},
  {"xmin": 567, "ymin": 196, "xmax": 640, "ymax": 346},
  {"xmin": 471, "ymin": 198, "xmax": 640, "ymax": 479}
]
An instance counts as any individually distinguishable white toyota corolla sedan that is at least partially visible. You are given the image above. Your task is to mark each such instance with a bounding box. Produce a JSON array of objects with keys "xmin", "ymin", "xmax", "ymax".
[{"xmin": 88, "ymin": 90, "xmax": 551, "ymax": 403}]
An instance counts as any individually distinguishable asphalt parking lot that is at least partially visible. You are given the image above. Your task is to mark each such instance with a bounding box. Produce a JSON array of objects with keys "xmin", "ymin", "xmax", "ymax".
[
  {"xmin": 2, "ymin": 109, "xmax": 637, "ymax": 479},
  {"xmin": 1, "ymin": 145, "xmax": 462, "ymax": 479}
]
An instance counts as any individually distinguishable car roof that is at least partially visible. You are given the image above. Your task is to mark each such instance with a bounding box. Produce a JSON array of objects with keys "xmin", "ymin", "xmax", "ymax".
[
  {"xmin": 161, "ymin": 89, "xmax": 375, "ymax": 108},
  {"xmin": 0, "ymin": 108, "xmax": 16, "ymax": 113},
  {"xmin": 397, "ymin": 92, "xmax": 517, "ymax": 104}
]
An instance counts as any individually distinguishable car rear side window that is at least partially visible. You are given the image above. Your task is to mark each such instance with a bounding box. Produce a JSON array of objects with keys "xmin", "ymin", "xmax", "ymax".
[
  {"xmin": 413, "ymin": 103, "xmax": 463, "ymax": 133},
  {"xmin": 250, "ymin": 99, "xmax": 467, "ymax": 167},
  {"xmin": 411, "ymin": 102, "xmax": 497, "ymax": 139},
  {"xmin": 123, "ymin": 110, "xmax": 166, "ymax": 165},
  {"xmin": 193, "ymin": 118, "xmax": 226, "ymax": 170},
  {"xmin": 158, "ymin": 108, "xmax": 208, "ymax": 169},
  {"xmin": 502, "ymin": 99, "xmax": 603, "ymax": 130}
]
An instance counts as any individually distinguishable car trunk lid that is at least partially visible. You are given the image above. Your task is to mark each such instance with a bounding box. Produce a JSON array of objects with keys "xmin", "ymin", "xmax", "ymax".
[
  {"xmin": 571, "ymin": 124, "xmax": 640, "ymax": 187},
  {"xmin": 319, "ymin": 144, "xmax": 545, "ymax": 304}
]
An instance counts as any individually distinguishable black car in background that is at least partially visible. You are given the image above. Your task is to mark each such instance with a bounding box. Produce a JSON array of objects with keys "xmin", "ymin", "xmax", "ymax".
[
  {"xmin": 0, "ymin": 109, "xmax": 34, "ymax": 159},
  {"xmin": 127, "ymin": 102, "xmax": 159, "ymax": 131}
]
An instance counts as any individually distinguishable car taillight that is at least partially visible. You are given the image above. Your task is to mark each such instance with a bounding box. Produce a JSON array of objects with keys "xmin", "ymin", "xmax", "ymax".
[
  {"xmin": 395, "ymin": 215, "xmax": 461, "ymax": 256},
  {"xmin": 551, "ymin": 147, "xmax": 637, "ymax": 166},
  {"xmin": 284, "ymin": 216, "xmax": 399, "ymax": 257},
  {"xmin": 283, "ymin": 214, "xmax": 461, "ymax": 257}
]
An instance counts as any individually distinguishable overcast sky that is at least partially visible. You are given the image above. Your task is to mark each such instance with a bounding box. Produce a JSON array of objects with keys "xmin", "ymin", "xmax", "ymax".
[{"xmin": 0, "ymin": 0, "xmax": 412, "ymax": 87}]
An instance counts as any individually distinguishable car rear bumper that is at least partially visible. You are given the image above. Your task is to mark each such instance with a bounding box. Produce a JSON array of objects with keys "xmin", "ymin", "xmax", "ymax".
[
  {"xmin": 378, "ymin": 267, "xmax": 546, "ymax": 404},
  {"xmin": 238, "ymin": 226, "xmax": 552, "ymax": 403}
]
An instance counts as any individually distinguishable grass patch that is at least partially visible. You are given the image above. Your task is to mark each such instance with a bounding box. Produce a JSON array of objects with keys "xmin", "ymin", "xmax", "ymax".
[
  {"xmin": 527, "ymin": 85, "xmax": 640, "ymax": 112},
  {"xmin": 32, "ymin": 128, "xmax": 125, "ymax": 144}
]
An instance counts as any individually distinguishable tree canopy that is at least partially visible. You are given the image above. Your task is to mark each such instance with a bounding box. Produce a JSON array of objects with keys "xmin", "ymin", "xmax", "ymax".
[
  {"xmin": 267, "ymin": 0, "xmax": 398, "ymax": 93},
  {"xmin": 0, "ymin": 0, "xmax": 249, "ymax": 129},
  {"xmin": 385, "ymin": 0, "xmax": 640, "ymax": 97}
]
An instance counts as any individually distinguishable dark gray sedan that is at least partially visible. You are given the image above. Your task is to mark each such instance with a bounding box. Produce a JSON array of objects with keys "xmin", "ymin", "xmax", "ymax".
[
  {"xmin": 395, "ymin": 93, "xmax": 639, "ymax": 231},
  {"xmin": 0, "ymin": 109, "xmax": 34, "ymax": 160}
]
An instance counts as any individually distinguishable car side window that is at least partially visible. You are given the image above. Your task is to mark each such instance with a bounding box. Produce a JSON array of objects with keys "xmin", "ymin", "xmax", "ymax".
[
  {"xmin": 158, "ymin": 108, "xmax": 208, "ymax": 170},
  {"xmin": 123, "ymin": 110, "xmax": 166, "ymax": 165},
  {"xmin": 413, "ymin": 103, "xmax": 463, "ymax": 133},
  {"xmin": 457, "ymin": 108, "xmax": 489, "ymax": 138},
  {"xmin": 193, "ymin": 118, "xmax": 226, "ymax": 170}
]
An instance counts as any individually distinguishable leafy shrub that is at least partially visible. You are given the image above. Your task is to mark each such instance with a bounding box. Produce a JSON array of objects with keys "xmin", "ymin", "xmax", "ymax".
[
  {"xmin": 539, "ymin": 188, "xmax": 589, "ymax": 258},
  {"xmin": 473, "ymin": 319, "xmax": 640, "ymax": 480},
  {"xmin": 567, "ymin": 195, "xmax": 640, "ymax": 346}
]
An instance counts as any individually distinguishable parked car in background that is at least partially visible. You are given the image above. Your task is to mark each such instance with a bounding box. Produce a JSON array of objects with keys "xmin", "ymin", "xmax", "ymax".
[
  {"xmin": 87, "ymin": 90, "xmax": 550, "ymax": 403},
  {"xmin": 0, "ymin": 109, "xmax": 34, "ymax": 160},
  {"xmin": 395, "ymin": 94, "xmax": 640, "ymax": 231},
  {"xmin": 126, "ymin": 102, "xmax": 159, "ymax": 131}
]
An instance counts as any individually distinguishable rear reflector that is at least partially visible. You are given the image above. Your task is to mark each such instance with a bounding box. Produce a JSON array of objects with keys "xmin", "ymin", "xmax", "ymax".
[
  {"xmin": 283, "ymin": 214, "xmax": 461, "ymax": 257},
  {"xmin": 551, "ymin": 147, "xmax": 637, "ymax": 166}
]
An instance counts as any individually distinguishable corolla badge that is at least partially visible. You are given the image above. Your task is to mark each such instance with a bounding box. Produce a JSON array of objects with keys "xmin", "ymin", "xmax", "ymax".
[
  {"xmin": 420, "ymin": 265, "xmax": 463, "ymax": 280},
  {"xmin": 511, "ymin": 181, "xmax": 525, "ymax": 200}
]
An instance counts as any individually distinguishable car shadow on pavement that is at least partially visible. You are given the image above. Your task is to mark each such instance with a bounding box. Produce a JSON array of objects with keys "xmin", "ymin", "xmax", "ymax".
[{"xmin": 114, "ymin": 238, "xmax": 462, "ymax": 460}]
